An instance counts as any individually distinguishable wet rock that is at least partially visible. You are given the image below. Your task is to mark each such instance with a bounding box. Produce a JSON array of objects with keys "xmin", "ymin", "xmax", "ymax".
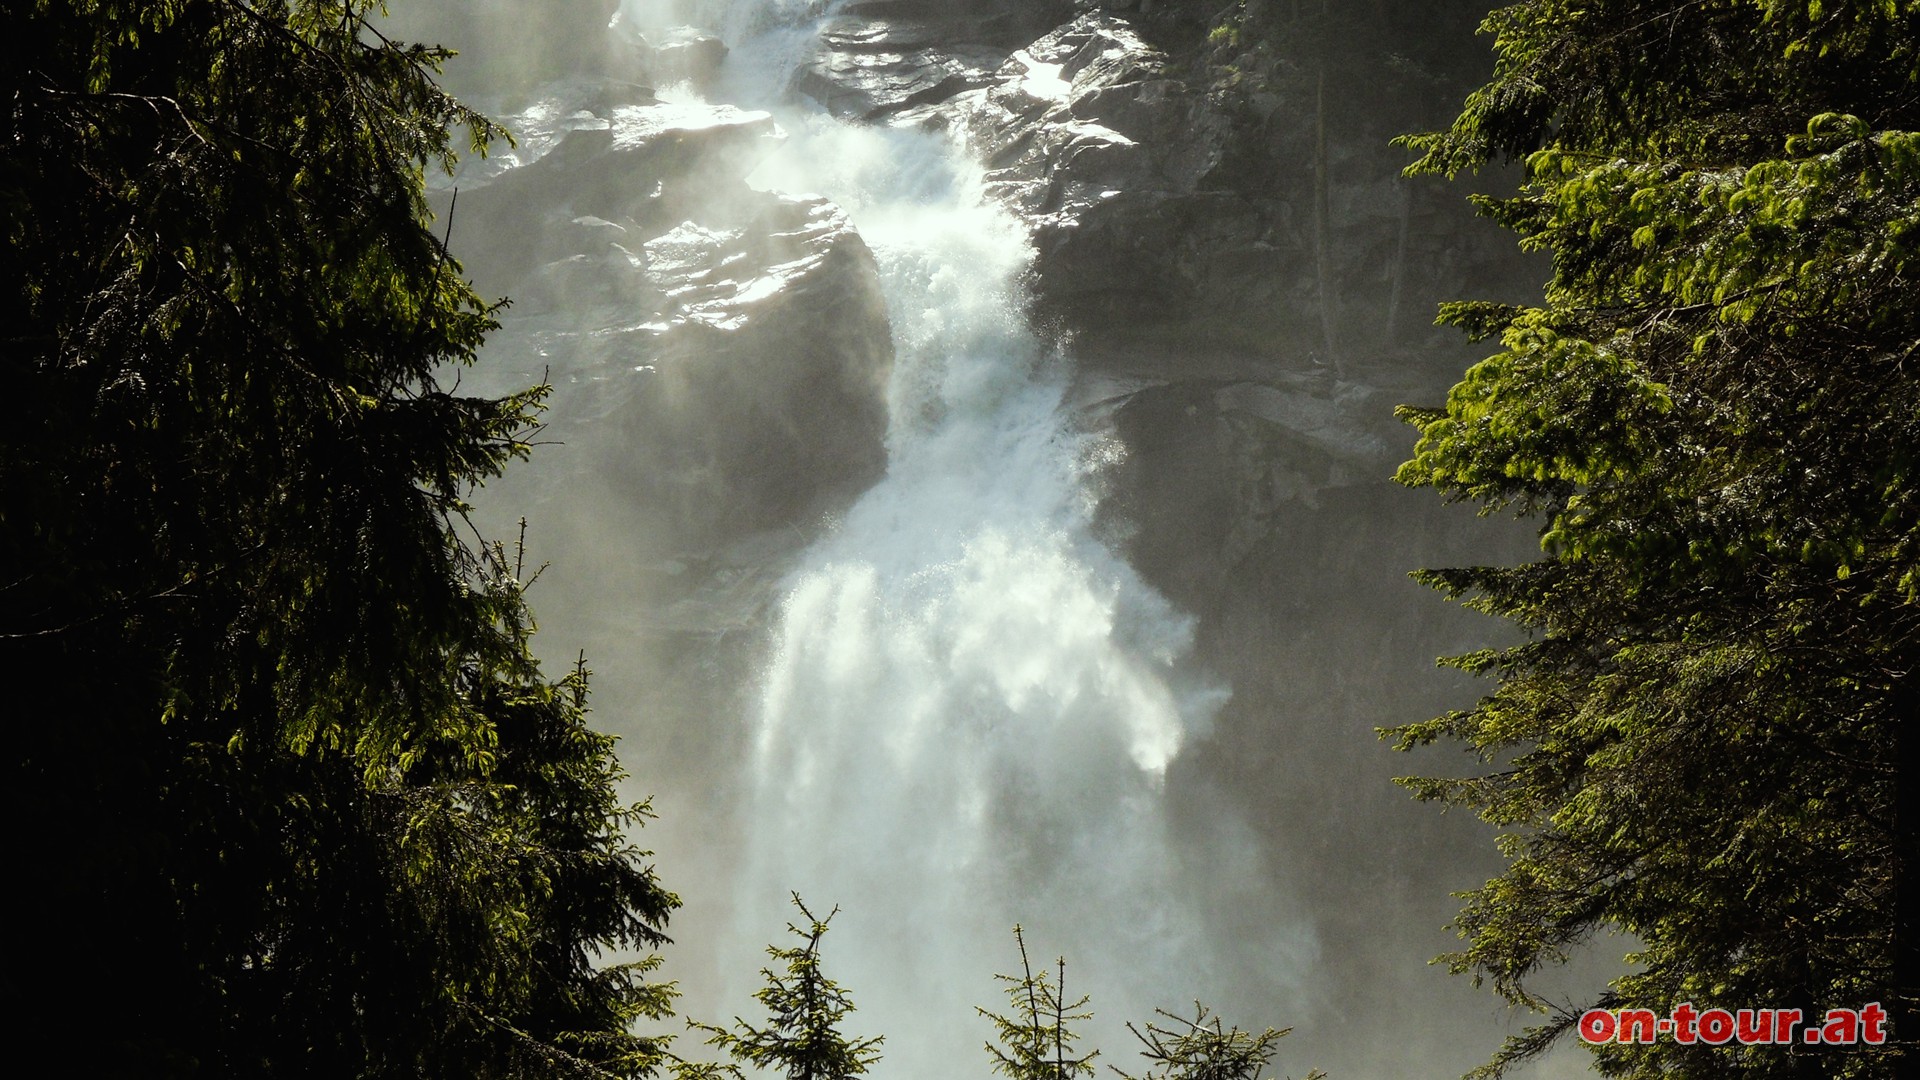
[
  {"xmin": 593, "ymin": 192, "xmax": 895, "ymax": 544},
  {"xmin": 792, "ymin": 36, "xmax": 1006, "ymax": 120},
  {"xmin": 652, "ymin": 26, "xmax": 729, "ymax": 91},
  {"xmin": 933, "ymin": 15, "xmax": 1255, "ymax": 338},
  {"xmin": 1084, "ymin": 369, "xmax": 1395, "ymax": 572},
  {"xmin": 789, "ymin": 0, "xmax": 1076, "ymax": 120},
  {"xmin": 435, "ymin": 83, "xmax": 894, "ymax": 552}
]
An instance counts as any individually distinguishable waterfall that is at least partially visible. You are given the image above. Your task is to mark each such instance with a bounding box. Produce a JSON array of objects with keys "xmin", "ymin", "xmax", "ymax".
[
  {"xmin": 731, "ymin": 114, "xmax": 1227, "ymax": 1071},
  {"xmin": 586, "ymin": 2, "xmax": 1312, "ymax": 1073}
]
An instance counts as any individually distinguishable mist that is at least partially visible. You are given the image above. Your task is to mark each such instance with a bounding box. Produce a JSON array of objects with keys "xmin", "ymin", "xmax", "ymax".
[{"xmin": 377, "ymin": 2, "xmax": 1598, "ymax": 1077}]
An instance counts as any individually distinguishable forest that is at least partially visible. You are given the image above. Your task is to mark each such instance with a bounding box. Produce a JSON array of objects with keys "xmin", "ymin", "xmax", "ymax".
[{"xmin": 2, "ymin": 2, "xmax": 1910, "ymax": 1079}]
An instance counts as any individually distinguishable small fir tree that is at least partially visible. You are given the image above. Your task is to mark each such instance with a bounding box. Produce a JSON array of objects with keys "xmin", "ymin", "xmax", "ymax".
[
  {"xmin": 697, "ymin": 894, "xmax": 883, "ymax": 1080},
  {"xmin": 978, "ymin": 926, "xmax": 1100, "ymax": 1080},
  {"xmin": 1111, "ymin": 1003, "xmax": 1319, "ymax": 1080}
]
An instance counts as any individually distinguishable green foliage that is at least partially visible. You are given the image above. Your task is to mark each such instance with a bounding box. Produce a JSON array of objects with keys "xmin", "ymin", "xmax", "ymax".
[
  {"xmin": 695, "ymin": 895, "xmax": 883, "ymax": 1080},
  {"xmin": 3, "ymin": 2, "xmax": 676, "ymax": 1075},
  {"xmin": 979, "ymin": 926, "xmax": 1101, "ymax": 1080},
  {"xmin": 1112, "ymin": 1003, "xmax": 1316, "ymax": 1080},
  {"xmin": 1391, "ymin": 2, "xmax": 1916, "ymax": 1078}
]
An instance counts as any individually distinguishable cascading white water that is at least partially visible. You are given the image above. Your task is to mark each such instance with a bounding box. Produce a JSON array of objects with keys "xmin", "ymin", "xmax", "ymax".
[
  {"xmin": 617, "ymin": 1, "xmax": 1313, "ymax": 1073},
  {"xmin": 730, "ymin": 119, "xmax": 1233, "ymax": 1070}
]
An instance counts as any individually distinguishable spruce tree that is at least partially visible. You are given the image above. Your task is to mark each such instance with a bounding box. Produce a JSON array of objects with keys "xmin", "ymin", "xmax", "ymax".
[
  {"xmin": 978, "ymin": 926, "xmax": 1100, "ymax": 1080},
  {"xmin": 1111, "ymin": 1003, "xmax": 1313, "ymax": 1080},
  {"xmin": 1391, "ymin": 1, "xmax": 1916, "ymax": 1077},
  {"xmin": 4, "ymin": 3, "xmax": 677, "ymax": 1075},
  {"xmin": 696, "ymin": 895, "xmax": 883, "ymax": 1080}
]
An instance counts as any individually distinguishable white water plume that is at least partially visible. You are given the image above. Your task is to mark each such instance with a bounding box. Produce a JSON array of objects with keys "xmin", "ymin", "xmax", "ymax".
[
  {"xmin": 614, "ymin": 1, "xmax": 1314, "ymax": 1073},
  {"xmin": 735, "ymin": 122, "xmax": 1230, "ymax": 1077}
]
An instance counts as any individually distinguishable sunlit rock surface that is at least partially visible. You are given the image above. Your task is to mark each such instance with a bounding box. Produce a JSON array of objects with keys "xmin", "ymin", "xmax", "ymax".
[
  {"xmin": 949, "ymin": 15, "xmax": 1237, "ymax": 307},
  {"xmin": 437, "ymin": 79, "xmax": 892, "ymax": 572},
  {"xmin": 791, "ymin": 20, "xmax": 1003, "ymax": 119},
  {"xmin": 789, "ymin": 0, "xmax": 1073, "ymax": 119}
]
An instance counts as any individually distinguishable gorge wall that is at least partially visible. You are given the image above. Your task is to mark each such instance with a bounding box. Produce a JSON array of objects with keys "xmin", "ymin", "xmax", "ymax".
[{"xmin": 386, "ymin": 1, "xmax": 1580, "ymax": 1077}]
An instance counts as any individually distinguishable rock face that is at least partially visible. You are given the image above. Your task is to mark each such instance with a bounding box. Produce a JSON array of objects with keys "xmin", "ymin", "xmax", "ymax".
[
  {"xmin": 781, "ymin": 4, "xmax": 1540, "ymax": 1075},
  {"xmin": 947, "ymin": 16, "xmax": 1244, "ymax": 329},
  {"xmin": 821, "ymin": 4, "xmax": 1529, "ymax": 616},
  {"xmin": 777, "ymin": 7, "xmax": 1529, "ymax": 595},
  {"xmin": 650, "ymin": 26, "xmax": 730, "ymax": 91},
  {"xmin": 418, "ymin": 3, "xmax": 1542, "ymax": 1076},
  {"xmin": 905, "ymin": 9, "xmax": 1522, "ymax": 374},
  {"xmin": 439, "ymin": 80, "xmax": 893, "ymax": 558},
  {"xmin": 789, "ymin": 0, "xmax": 1073, "ymax": 119}
]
